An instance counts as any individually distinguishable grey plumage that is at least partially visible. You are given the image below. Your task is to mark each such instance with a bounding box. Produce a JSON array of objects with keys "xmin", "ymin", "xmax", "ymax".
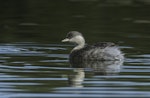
[{"xmin": 62, "ymin": 31, "xmax": 124, "ymax": 61}]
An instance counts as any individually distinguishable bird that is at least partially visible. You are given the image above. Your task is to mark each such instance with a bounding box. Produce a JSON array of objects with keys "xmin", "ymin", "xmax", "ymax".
[{"xmin": 62, "ymin": 31, "xmax": 124, "ymax": 61}]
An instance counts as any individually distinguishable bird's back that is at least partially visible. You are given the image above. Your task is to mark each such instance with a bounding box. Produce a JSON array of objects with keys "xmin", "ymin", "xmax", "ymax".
[{"xmin": 70, "ymin": 42, "xmax": 124, "ymax": 61}]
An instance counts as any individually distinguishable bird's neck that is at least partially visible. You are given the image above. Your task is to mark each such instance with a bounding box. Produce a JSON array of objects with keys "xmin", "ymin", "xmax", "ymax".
[
  {"xmin": 72, "ymin": 43, "xmax": 85, "ymax": 52},
  {"xmin": 72, "ymin": 44, "xmax": 84, "ymax": 51},
  {"xmin": 71, "ymin": 36, "xmax": 85, "ymax": 52}
]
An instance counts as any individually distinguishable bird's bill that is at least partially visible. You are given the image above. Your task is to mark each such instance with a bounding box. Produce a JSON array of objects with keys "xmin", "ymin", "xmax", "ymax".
[{"xmin": 61, "ymin": 38, "xmax": 69, "ymax": 42}]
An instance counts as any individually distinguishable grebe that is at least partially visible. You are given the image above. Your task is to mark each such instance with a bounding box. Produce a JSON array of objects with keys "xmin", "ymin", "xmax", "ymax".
[{"xmin": 62, "ymin": 31, "xmax": 124, "ymax": 61}]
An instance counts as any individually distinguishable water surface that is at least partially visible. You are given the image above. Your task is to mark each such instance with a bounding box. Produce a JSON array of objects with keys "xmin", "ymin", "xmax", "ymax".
[{"xmin": 0, "ymin": 42, "xmax": 149, "ymax": 98}]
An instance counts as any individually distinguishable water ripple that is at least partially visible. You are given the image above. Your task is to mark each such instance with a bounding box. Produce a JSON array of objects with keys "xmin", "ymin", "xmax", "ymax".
[{"xmin": 0, "ymin": 43, "xmax": 149, "ymax": 98}]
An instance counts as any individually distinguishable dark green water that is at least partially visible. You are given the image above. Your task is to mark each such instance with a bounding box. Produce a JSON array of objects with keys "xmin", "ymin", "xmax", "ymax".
[{"xmin": 0, "ymin": 0, "xmax": 150, "ymax": 98}]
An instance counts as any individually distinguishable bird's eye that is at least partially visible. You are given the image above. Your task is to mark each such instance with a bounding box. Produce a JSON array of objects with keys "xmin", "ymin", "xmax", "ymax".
[{"xmin": 66, "ymin": 33, "xmax": 73, "ymax": 39}]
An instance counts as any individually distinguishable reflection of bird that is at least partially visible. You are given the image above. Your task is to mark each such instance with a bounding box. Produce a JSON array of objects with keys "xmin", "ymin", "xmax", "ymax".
[
  {"xmin": 62, "ymin": 31, "xmax": 124, "ymax": 61},
  {"xmin": 68, "ymin": 60, "xmax": 123, "ymax": 87},
  {"xmin": 68, "ymin": 68, "xmax": 85, "ymax": 88}
]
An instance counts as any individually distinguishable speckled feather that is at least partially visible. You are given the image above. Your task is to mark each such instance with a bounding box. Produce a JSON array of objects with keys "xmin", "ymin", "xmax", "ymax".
[
  {"xmin": 70, "ymin": 42, "xmax": 123, "ymax": 61},
  {"xmin": 62, "ymin": 31, "xmax": 124, "ymax": 61}
]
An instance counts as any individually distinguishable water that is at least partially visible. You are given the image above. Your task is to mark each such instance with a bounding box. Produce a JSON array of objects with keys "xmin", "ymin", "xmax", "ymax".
[
  {"xmin": 0, "ymin": 0, "xmax": 150, "ymax": 98},
  {"xmin": 0, "ymin": 42, "xmax": 149, "ymax": 98}
]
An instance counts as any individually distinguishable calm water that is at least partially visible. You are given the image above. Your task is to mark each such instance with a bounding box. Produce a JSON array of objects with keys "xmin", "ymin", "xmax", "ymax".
[{"xmin": 0, "ymin": 0, "xmax": 150, "ymax": 98}]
